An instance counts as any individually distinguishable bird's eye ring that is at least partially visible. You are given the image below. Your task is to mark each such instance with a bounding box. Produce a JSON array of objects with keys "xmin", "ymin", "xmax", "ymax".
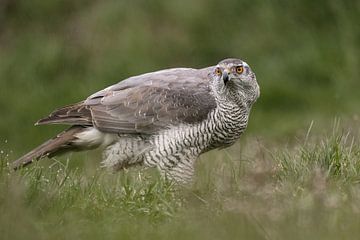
[
  {"xmin": 236, "ymin": 66, "xmax": 244, "ymax": 74},
  {"xmin": 214, "ymin": 67, "xmax": 222, "ymax": 76}
]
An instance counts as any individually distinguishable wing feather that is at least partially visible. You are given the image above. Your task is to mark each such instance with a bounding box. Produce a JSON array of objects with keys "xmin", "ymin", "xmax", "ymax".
[
  {"xmin": 37, "ymin": 67, "xmax": 217, "ymax": 135},
  {"xmin": 36, "ymin": 102, "xmax": 92, "ymax": 126}
]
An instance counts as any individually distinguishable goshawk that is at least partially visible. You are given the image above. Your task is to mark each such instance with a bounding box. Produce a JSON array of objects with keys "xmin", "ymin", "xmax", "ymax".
[{"xmin": 12, "ymin": 58, "xmax": 260, "ymax": 183}]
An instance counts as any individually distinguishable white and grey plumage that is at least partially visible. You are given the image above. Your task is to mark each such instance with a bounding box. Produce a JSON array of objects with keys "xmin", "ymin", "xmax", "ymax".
[{"xmin": 12, "ymin": 58, "xmax": 260, "ymax": 183}]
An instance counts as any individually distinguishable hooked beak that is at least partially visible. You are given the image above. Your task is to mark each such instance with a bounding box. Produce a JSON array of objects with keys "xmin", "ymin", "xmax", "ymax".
[{"xmin": 222, "ymin": 71, "xmax": 229, "ymax": 85}]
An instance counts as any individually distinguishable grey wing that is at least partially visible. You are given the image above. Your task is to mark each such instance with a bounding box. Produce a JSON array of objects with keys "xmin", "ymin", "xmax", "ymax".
[
  {"xmin": 37, "ymin": 67, "xmax": 217, "ymax": 135},
  {"xmin": 85, "ymin": 67, "xmax": 216, "ymax": 134}
]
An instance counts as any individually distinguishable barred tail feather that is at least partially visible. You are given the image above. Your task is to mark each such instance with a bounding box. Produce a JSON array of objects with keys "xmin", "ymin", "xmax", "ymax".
[{"xmin": 11, "ymin": 126, "xmax": 85, "ymax": 170}]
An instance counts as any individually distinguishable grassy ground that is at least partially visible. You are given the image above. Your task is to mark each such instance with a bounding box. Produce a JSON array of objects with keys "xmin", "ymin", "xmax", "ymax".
[{"xmin": 1, "ymin": 122, "xmax": 360, "ymax": 240}]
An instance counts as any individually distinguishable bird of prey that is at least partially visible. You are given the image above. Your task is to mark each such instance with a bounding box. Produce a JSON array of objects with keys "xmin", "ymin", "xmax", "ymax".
[{"xmin": 12, "ymin": 58, "xmax": 260, "ymax": 183}]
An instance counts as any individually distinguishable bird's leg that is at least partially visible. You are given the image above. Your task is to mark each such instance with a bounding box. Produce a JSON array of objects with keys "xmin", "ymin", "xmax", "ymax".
[
  {"xmin": 144, "ymin": 147, "xmax": 200, "ymax": 184},
  {"xmin": 162, "ymin": 156, "xmax": 196, "ymax": 184},
  {"xmin": 101, "ymin": 137, "xmax": 148, "ymax": 171}
]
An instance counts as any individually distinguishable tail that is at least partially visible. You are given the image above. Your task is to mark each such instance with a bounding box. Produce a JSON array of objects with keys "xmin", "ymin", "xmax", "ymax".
[{"xmin": 11, "ymin": 126, "xmax": 86, "ymax": 170}]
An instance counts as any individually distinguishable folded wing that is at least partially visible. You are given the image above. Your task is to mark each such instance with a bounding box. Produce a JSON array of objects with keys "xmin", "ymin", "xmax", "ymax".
[{"xmin": 37, "ymin": 67, "xmax": 217, "ymax": 135}]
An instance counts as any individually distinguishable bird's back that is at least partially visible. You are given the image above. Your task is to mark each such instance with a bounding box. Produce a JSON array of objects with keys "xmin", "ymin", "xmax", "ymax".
[{"xmin": 38, "ymin": 67, "xmax": 218, "ymax": 135}]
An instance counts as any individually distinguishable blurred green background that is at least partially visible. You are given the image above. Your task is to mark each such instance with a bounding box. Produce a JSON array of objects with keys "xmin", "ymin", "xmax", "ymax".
[{"xmin": 0, "ymin": 0, "xmax": 359, "ymax": 155}]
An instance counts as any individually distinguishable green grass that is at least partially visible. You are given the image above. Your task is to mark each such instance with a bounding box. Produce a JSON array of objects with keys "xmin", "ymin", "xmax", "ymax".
[{"xmin": 1, "ymin": 124, "xmax": 360, "ymax": 240}]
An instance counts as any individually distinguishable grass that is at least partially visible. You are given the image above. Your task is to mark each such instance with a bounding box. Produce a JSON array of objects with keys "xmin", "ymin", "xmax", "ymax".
[{"xmin": 1, "ymin": 123, "xmax": 360, "ymax": 240}]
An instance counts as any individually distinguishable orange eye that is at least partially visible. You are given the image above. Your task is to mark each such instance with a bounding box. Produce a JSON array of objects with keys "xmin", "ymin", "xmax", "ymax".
[
  {"xmin": 235, "ymin": 66, "xmax": 244, "ymax": 74},
  {"xmin": 214, "ymin": 67, "xmax": 222, "ymax": 76}
]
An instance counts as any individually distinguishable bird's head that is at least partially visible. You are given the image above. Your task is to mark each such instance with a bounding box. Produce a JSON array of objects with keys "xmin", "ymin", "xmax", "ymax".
[{"xmin": 210, "ymin": 58, "xmax": 260, "ymax": 108}]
